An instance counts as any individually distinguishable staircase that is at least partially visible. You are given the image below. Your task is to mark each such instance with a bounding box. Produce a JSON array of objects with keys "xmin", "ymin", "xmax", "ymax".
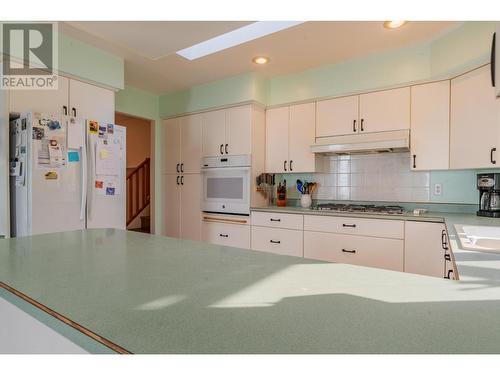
[{"xmin": 126, "ymin": 158, "xmax": 151, "ymax": 233}]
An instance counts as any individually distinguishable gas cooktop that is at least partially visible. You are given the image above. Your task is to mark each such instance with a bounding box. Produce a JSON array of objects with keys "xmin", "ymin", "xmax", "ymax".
[{"xmin": 311, "ymin": 203, "xmax": 406, "ymax": 215}]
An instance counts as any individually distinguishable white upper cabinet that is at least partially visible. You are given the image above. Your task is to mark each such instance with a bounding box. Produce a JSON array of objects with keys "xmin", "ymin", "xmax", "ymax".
[
  {"xmin": 180, "ymin": 114, "xmax": 202, "ymax": 174},
  {"xmin": 410, "ymin": 81, "xmax": 450, "ymax": 171},
  {"xmin": 225, "ymin": 105, "xmax": 252, "ymax": 155},
  {"xmin": 266, "ymin": 103, "xmax": 319, "ymax": 173},
  {"xmin": 450, "ymin": 65, "xmax": 500, "ymax": 169},
  {"xmin": 162, "ymin": 118, "xmax": 181, "ymax": 174},
  {"xmin": 202, "ymin": 105, "xmax": 252, "ymax": 157},
  {"xmin": 266, "ymin": 106, "xmax": 289, "ymax": 173},
  {"xmin": 359, "ymin": 87, "xmax": 410, "ymax": 133},
  {"xmin": 316, "ymin": 95, "xmax": 359, "ymax": 137},
  {"xmin": 288, "ymin": 103, "xmax": 317, "ymax": 173},
  {"xmin": 68, "ymin": 79, "xmax": 115, "ymax": 124},
  {"xmin": 9, "ymin": 74, "xmax": 70, "ymax": 116},
  {"xmin": 202, "ymin": 109, "xmax": 226, "ymax": 157}
]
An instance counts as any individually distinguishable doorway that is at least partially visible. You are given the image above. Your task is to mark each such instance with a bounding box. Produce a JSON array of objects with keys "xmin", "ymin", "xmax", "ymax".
[{"xmin": 115, "ymin": 112, "xmax": 154, "ymax": 234}]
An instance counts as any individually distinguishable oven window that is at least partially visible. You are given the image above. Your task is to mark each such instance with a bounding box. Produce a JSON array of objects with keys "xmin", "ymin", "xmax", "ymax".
[{"xmin": 207, "ymin": 177, "xmax": 243, "ymax": 199}]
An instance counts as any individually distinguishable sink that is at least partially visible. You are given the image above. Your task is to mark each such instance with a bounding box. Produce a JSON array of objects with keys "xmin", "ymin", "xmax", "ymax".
[{"xmin": 455, "ymin": 224, "xmax": 500, "ymax": 252}]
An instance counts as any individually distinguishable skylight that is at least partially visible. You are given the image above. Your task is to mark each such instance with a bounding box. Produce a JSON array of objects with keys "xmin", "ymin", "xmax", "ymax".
[{"xmin": 176, "ymin": 21, "xmax": 304, "ymax": 60}]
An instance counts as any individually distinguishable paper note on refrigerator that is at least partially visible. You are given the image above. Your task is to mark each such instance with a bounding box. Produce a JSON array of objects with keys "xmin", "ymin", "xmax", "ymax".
[
  {"xmin": 67, "ymin": 117, "xmax": 84, "ymax": 149},
  {"xmin": 95, "ymin": 139, "xmax": 120, "ymax": 176}
]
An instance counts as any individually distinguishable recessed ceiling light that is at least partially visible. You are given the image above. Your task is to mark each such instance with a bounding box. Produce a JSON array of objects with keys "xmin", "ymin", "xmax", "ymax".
[
  {"xmin": 383, "ymin": 21, "xmax": 407, "ymax": 29},
  {"xmin": 176, "ymin": 21, "xmax": 304, "ymax": 61},
  {"xmin": 252, "ymin": 56, "xmax": 270, "ymax": 65}
]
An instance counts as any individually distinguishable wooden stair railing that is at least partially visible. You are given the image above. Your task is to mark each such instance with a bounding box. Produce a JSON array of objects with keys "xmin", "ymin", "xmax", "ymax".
[{"xmin": 126, "ymin": 158, "xmax": 150, "ymax": 226}]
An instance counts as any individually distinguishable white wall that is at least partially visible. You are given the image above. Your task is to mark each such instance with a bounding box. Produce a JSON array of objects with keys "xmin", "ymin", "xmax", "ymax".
[{"xmin": 0, "ymin": 62, "xmax": 10, "ymax": 237}]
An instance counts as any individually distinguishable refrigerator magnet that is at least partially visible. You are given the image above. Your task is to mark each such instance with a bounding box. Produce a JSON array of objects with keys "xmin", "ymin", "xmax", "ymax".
[
  {"xmin": 88, "ymin": 120, "xmax": 99, "ymax": 135},
  {"xmin": 95, "ymin": 180, "xmax": 104, "ymax": 189},
  {"xmin": 107, "ymin": 124, "xmax": 114, "ymax": 134},
  {"xmin": 106, "ymin": 187, "xmax": 115, "ymax": 196},
  {"xmin": 44, "ymin": 171, "xmax": 58, "ymax": 180}
]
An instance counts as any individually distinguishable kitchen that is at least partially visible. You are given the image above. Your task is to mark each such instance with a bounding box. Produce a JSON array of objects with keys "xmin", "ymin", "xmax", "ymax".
[{"xmin": 1, "ymin": 3, "xmax": 500, "ymax": 372}]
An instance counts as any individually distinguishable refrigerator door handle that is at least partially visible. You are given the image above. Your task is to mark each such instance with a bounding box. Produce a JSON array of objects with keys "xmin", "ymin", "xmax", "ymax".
[{"xmin": 80, "ymin": 142, "xmax": 87, "ymax": 221}]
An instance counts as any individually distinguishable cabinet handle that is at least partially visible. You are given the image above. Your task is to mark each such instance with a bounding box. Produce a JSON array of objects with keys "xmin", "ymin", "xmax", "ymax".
[
  {"xmin": 63, "ymin": 106, "xmax": 68, "ymax": 116},
  {"xmin": 342, "ymin": 248, "xmax": 356, "ymax": 254},
  {"xmin": 444, "ymin": 254, "xmax": 451, "ymax": 261},
  {"xmin": 284, "ymin": 160, "xmax": 287, "ymax": 171},
  {"xmin": 176, "ymin": 176, "xmax": 180, "ymax": 185},
  {"xmin": 445, "ymin": 269, "xmax": 454, "ymax": 279},
  {"xmin": 176, "ymin": 163, "xmax": 180, "ymax": 173},
  {"xmin": 225, "ymin": 144, "xmax": 228, "ymax": 154},
  {"xmin": 360, "ymin": 118, "xmax": 364, "ymax": 131},
  {"xmin": 220, "ymin": 144, "xmax": 224, "ymax": 155},
  {"xmin": 270, "ymin": 218, "xmax": 281, "ymax": 222},
  {"xmin": 441, "ymin": 230, "xmax": 449, "ymax": 250},
  {"xmin": 290, "ymin": 160, "xmax": 293, "ymax": 171},
  {"xmin": 180, "ymin": 175, "xmax": 184, "ymax": 185},
  {"xmin": 219, "ymin": 233, "xmax": 229, "ymax": 238},
  {"xmin": 180, "ymin": 163, "xmax": 184, "ymax": 173},
  {"xmin": 353, "ymin": 119, "xmax": 357, "ymax": 132},
  {"xmin": 342, "ymin": 223, "xmax": 356, "ymax": 228},
  {"xmin": 491, "ymin": 32, "xmax": 496, "ymax": 87},
  {"xmin": 72, "ymin": 107, "xmax": 77, "ymax": 117},
  {"xmin": 491, "ymin": 147, "xmax": 497, "ymax": 164},
  {"xmin": 270, "ymin": 240, "xmax": 281, "ymax": 244},
  {"xmin": 413, "ymin": 155, "xmax": 416, "ymax": 169}
]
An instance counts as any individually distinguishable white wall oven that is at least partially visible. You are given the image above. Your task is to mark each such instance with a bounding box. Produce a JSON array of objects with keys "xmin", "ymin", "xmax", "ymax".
[{"xmin": 201, "ymin": 155, "xmax": 251, "ymax": 215}]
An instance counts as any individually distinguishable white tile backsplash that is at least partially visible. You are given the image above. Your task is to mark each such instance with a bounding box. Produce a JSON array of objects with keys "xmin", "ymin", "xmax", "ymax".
[{"xmin": 310, "ymin": 153, "xmax": 431, "ymax": 202}]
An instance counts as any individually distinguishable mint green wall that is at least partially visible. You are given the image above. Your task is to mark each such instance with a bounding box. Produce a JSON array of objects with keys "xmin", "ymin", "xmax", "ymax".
[
  {"xmin": 159, "ymin": 72, "xmax": 268, "ymax": 118},
  {"xmin": 59, "ymin": 33, "xmax": 124, "ymax": 90},
  {"xmin": 115, "ymin": 86, "xmax": 162, "ymax": 234}
]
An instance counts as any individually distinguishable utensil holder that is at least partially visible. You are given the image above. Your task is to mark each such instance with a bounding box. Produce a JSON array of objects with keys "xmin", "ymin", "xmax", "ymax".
[{"xmin": 300, "ymin": 194, "xmax": 312, "ymax": 208}]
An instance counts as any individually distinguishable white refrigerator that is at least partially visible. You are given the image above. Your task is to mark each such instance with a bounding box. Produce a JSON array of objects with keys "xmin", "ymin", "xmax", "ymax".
[{"xmin": 9, "ymin": 112, "xmax": 126, "ymax": 237}]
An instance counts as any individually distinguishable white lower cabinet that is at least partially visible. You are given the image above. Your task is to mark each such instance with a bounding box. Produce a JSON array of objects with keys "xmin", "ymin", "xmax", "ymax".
[
  {"xmin": 404, "ymin": 221, "xmax": 446, "ymax": 278},
  {"xmin": 304, "ymin": 231, "xmax": 404, "ymax": 271},
  {"xmin": 202, "ymin": 220, "xmax": 250, "ymax": 249},
  {"xmin": 251, "ymin": 226, "xmax": 303, "ymax": 257}
]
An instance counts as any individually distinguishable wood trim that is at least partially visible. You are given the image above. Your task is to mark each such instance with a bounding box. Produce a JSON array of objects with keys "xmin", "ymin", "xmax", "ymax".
[
  {"xmin": 202, "ymin": 216, "xmax": 249, "ymax": 225},
  {"xmin": 0, "ymin": 282, "xmax": 131, "ymax": 354}
]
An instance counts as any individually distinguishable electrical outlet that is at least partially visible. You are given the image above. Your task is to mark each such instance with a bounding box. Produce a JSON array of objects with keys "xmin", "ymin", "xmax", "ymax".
[{"xmin": 433, "ymin": 183, "xmax": 442, "ymax": 196}]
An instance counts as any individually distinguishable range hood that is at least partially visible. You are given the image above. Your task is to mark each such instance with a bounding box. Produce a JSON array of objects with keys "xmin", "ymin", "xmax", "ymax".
[{"xmin": 310, "ymin": 130, "xmax": 410, "ymax": 155}]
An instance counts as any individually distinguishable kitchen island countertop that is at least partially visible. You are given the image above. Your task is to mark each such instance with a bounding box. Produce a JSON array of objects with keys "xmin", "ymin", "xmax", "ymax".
[{"xmin": 2, "ymin": 229, "xmax": 500, "ymax": 354}]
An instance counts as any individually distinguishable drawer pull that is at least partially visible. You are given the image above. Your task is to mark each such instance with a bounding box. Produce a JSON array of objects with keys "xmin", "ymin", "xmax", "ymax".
[
  {"xmin": 270, "ymin": 218, "xmax": 281, "ymax": 222},
  {"xmin": 342, "ymin": 224, "xmax": 356, "ymax": 228},
  {"xmin": 270, "ymin": 240, "xmax": 281, "ymax": 244},
  {"xmin": 342, "ymin": 248, "xmax": 356, "ymax": 254},
  {"xmin": 219, "ymin": 234, "xmax": 229, "ymax": 238}
]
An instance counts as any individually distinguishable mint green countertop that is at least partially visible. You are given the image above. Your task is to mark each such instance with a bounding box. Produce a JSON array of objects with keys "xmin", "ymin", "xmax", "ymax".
[{"xmin": 2, "ymin": 229, "xmax": 500, "ymax": 353}]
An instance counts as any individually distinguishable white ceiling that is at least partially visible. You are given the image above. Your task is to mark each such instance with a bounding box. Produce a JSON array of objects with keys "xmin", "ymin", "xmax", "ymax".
[{"xmin": 60, "ymin": 21, "xmax": 459, "ymax": 94}]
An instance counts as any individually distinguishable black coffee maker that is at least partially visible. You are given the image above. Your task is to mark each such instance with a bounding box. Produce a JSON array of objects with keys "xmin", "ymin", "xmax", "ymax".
[{"xmin": 477, "ymin": 173, "xmax": 500, "ymax": 218}]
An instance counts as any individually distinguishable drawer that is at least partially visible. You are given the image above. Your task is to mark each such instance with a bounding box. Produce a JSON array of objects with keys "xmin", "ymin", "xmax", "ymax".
[
  {"xmin": 202, "ymin": 221, "xmax": 250, "ymax": 249},
  {"xmin": 304, "ymin": 231, "xmax": 403, "ymax": 271},
  {"xmin": 251, "ymin": 226, "xmax": 303, "ymax": 257},
  {"xmin": 251, "ymin": 211, "xmax": 303, "ymax": 230},
  {"xmin": 304, "ymin": 215, "xmax": 404, "ymax": 239}
]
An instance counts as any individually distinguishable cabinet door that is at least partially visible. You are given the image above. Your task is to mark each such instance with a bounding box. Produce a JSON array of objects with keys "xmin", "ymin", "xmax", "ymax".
[
  {"xmin": 163, "ymin": 174, "xmax": 181, "ymax": 238},
  {"xmin": 410, "ymin": 81, "xmax": 450, "ymax": 170},
  {"xmin": 162, "ymin": 118, "xmax": 181, "ymax": 174},
  {"xmin": 180, "ymin": 114, "xmax": 202, "ymax": 174},
  {"xmin": 69, "ymin": 79, "xmax": 114, "ymax": 123},
  {"xmin": 180, "ymin": 174, "xmax": 201, "ymax": 241},
  {"xmin": 202, "ymin": 109, "xmax": 226, "ymax": 157},
  {"xmin": 450, "ymin": 65, "xmax": 499, "ymax": 169},
  {"xmin": 265, "ymin": 106, "xmax": 289, "ymax": 173},
  {"xmin": 404, "ymin": 221, "xmax": 445, "ymax": 278},
  {"xmin": 316, "ymin": 95, "xmax": 359, "ymax": 137},
  {"xmin": 288, "ymin": 102, "xmax": 316, "ymax": 173},
  {"xmin": 359, "ymin": 87, "xmax": 410, "ymax": 133},
  {"xmin": 202, "ymin": 221, "xmax": 250, "ymax": 249},
  {"xmin": 9, "ymin": 74, "xmax": 69, "ymax": 115},
  {"xmin": 225, "ymin": 105, "xmax": 252, "ymax": 155}
]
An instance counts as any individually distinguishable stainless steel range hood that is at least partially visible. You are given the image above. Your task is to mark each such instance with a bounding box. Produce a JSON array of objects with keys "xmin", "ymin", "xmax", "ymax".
[{"xmin": 310, "ymin": 130, "xmax": 410, "ymax": 155}]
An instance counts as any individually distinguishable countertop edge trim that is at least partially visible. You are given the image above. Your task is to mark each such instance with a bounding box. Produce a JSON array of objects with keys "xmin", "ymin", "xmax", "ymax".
[{"xmin": 0, "ymin": 282, "xmax": 132, "ymax": 354}]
